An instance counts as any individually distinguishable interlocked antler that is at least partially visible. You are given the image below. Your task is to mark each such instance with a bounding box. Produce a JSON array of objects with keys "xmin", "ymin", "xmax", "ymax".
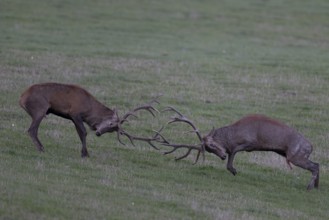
[
  {"xmin": 116, "ymin": 97, "xmax": 161, "ymax": 149},
  {"xmin": 157, "ymin": 106, "xmax": 205, "ymax": 164},
  {"xmin": 120, "ymin": 98, "xmax": 160, "ymax": 124}
]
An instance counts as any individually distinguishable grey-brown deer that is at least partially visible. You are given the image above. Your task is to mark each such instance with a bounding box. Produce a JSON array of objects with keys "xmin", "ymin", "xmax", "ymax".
[
  {"xmin": 157, "ymin": 107, "xmax": 319, "ymax": 190},
  {"xmin": 19, "ymin": 83, "xmax": 159, "ymax": 157}
]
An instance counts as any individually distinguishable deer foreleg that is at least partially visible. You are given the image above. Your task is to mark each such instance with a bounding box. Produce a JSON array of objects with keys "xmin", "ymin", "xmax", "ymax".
[
  {"xmin": 226, "ymin": 144, "xmax": 250, "ymax": 176},
  {"xmin": 291, "ymin": 157, "xmax": 319, "ymax": 190},
  {"xmin": 72, "ymin": 116, "xmax": 88, "ymax": 157},
  {"xmin": 226, "ymin": 152, "xmax": 237, "ymax": 175}
]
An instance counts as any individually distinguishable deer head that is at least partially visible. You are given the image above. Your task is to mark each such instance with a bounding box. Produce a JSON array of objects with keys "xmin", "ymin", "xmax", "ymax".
[
  {"xmin": 96, "ymin": 98, "xmax": 161, "ymax": 149},
  {"xmin": 95, "ymin": 109, "xmax": 120, "ymax": 136},
  {"xmin": 202, "ymin": 131, "xmax": 226, "ymax": 160}
]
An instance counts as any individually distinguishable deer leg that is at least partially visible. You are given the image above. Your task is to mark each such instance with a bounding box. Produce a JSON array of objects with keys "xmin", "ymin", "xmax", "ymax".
[
  {"xmin": 23, "ymin": 97, "xmax": 49, "ymax": 152},
  {"xmin": 72, "ymin": 116, "xmax": 89, "ymax": 157},
  {"xmin": 28, "ymin": 114, "xmax": 46, "ymax": 152},
  {"xmin": 226, "ymin": 144, "xmax": 250, "ymax": 176},
  {"xmin": 290, "ymin": 157, "xmax": 319, "ymax": 190},
  {"xmin": 227, "ymin": 152, "xmax": 237, "ymax": 175}
]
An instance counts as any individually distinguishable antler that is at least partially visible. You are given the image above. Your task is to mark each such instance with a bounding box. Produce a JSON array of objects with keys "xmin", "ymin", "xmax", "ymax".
[
  {"xmin": 120, "ymin": 97, "xmax": 160, "ymax": 124},
  {"xmin": 116, "ymin": 97, "xmax": 161, "ymax": 149},
  {"xmin": 157, "ymin": 106, "xmax": 205, "ymax": 164},
  {"xmin": 163, "ymin": 106, "xmax": 203, "ymax": 142},
  {"xmin": 117, "ymin": 128, "xmax": 160, "ymax": 150}
]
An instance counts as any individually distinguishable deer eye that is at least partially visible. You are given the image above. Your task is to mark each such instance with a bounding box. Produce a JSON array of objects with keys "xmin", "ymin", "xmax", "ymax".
[{"xmin": 108, "ymin": 121, "xmax": 114, "ymax": 126}]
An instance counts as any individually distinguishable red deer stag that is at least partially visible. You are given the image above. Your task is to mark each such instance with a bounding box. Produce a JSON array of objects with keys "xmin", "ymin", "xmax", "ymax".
[
  {"xmin": 156, "ymin": 107, "xmax": 319, "ymax": 190},
  {"xmin": 19, "ymin": 83, "xmax": 159, "ymax": 157}
]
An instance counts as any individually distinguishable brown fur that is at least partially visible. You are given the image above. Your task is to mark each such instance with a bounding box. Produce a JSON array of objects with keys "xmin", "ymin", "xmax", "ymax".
[
  {"xmin": 204, "ymin": 114, "xmax": 319, "ymax": 190},
  {"xmin": 19, "ymin": 83, "xmax": 117, "ymax": 157}
]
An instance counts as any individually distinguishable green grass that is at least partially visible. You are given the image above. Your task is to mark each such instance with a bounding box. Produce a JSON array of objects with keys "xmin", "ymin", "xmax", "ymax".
[{"xmin": 1, "ymin": 0, "xmax": 329, "ymax": 219}]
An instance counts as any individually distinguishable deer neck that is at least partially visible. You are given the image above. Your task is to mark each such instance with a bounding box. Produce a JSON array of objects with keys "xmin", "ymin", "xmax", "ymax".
[
  {"xmin": 212, "ymin": 126, "xmax": 232, "ymax": 150},
  {"xmin": 83, "ymin": 102, "xmax": 115, "ymax": 130}
]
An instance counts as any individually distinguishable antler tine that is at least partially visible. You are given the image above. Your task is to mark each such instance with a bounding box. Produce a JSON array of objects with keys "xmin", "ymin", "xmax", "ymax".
[
  {"xmin": 119, "ymin": 114, "xmax": 138, "ymax": 125},
  {"xmin": 175, "ymin": 148, "xmax": 193, "ymax": 161},
  {"xmin": 121, "ymin": 97, "xmax": 160, "ymax": 123},
  {"xmin": 115, "ymin": 122, "xmax": 163, "ymax": 150},
  {"xmin": 163, "ymin": 106, "xmax": 203, "ymax": 142},
  {"xmin": 154, "ymin": 125, "xmax": 204, "ymax": 163},
  {"xmin": 162, "ymin": 106, "xmax": 184, "ymax": 117},
  {"xmin": 168, "ymin": 116, "xmax": 196, "ymax": 129},
  {"xmin": 152, "ymin": 126, "xmax": 170, "ymax": 144},
  {"xmin": 134, "ymin": 105, "xmax": 159, "ymax": 117},
  {"xmin": 162, "ymin": 143, "xmax": 201, "ymax": 154},
  {"xmin": 116, "ymin": 129, "xmax": 127, "ymax": 146},
  {"xmin": 157, "ymin": 106, "xmax": 206, "ymax": 164},
  {"xmin": 148, "ymin": 94, "xmax": 162, "ymax": 105},
  {"xmin": 193, "ymin": 145, "xmax": 205, "ymax": 164},
  {"xmin": 119, "ymin": 129, "xmax": 160, "ymax": 150},
  {"xmin": 115, "ymin": 96, "xmax": 161, "ymax": 150},
  {"xmin": 162, "ymin": 142, "xmax": 203, "ymax": 162}
]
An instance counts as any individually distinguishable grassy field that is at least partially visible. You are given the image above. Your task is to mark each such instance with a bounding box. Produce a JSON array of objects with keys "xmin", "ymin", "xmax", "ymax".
[{"xmin": 1, "ymin": 0, "xmax": 329, "ymax": 219}]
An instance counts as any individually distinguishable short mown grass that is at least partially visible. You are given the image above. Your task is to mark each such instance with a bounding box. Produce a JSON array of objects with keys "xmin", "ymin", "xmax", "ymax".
[{"xmin": 1, "ymin": 0, "xmax": 329, "ymax": 219}]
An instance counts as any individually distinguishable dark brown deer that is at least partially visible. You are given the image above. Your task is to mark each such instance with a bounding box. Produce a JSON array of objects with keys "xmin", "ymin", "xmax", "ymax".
[
  {"xmin": 156, "ymin": 107, "xmax": 319, "ymax": 190},
  {"xmin": 19, "ymin": 83, "xmax": 160, "ymax": 157}
]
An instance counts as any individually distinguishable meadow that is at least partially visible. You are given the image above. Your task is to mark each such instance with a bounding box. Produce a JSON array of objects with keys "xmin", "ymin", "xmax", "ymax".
[{"xmin": 1, "ymin": 0, "xmax": 329, "ymax": 219}]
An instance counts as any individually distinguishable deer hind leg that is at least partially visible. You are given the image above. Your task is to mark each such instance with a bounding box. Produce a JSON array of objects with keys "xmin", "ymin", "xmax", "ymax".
[
  {"xmin": 25, "ymin": 102, "xmax": 49, "ymax": 152},
  {"xmin": 290, "ymin": 157, "xmax": 319, "ymax": 190},
  {"xmin": 28, "ymin": 115, "xmax": 45, "ymax": 151}
]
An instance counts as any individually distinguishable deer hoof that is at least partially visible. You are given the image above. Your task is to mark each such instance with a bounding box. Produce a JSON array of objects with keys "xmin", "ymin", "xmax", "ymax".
[
  {"xmin": 307, "ymin": 183, "xmax": 315, "ymax": 191},
  {"xmin": 228, "ymin": 167, "xmax": 237, "ymax": 176},
  {"xmin": 81, "ymin": 150, "xmax": 90, "ymax": 158}
]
